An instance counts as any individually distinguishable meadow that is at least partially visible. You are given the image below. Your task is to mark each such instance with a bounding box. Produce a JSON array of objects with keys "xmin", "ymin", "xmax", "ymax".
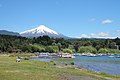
[{"xmin": 0, "ymin": 55, "xmax": 120, "ymax": 80}]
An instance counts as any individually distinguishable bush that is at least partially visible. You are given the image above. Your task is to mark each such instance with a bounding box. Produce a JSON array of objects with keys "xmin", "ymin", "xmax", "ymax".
[
  {"xmin": 62, "ymin": 48, "xmax": 73, "ymax": 53},
  {"xmin": 53, "ymin": 63, "xmax": 56, "ymax": 65},
  {"xmin": 70, "ymin": 62, "xmax": 74, "ymax": 65},
  {"xmin": 98, "ymin": 48, "xmax": 120, "ymax": 53},
  {"xmin": 79, "ymin": 46, "xmax": 97, "ymax": 54},
  {"xmin": 44, "ymin": 66, "xmax": 46, "ymax": 68},
  {"xmin": 45, "ymin": 46, "xmax": 54, "ymax": 53},
  {"xmin": 52, "ymin": 46, "xmax": 59, "ymax": 53},
  {"xmin": 24, "ymin": 58, "xmax": 29, "ymax": 60},
  {"xmin": 50, "ymin": 60, "xmax": 54, "ymax": 62},
  {"xmin": 31, "ymin": 44, "xmax": 45, "ymax": 52},
  {"xmin": 98, "ymin": 48, "xmax": 109, "ymax": 53},
  {"xmin": 65, "ymin": 63, "xmax": 68, "ymax": 66}
]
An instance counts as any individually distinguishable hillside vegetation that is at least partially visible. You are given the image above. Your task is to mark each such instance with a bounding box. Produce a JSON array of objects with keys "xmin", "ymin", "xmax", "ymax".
[{"xmin": 0, "ymin": 34, "xmax": 120, "ymax": 54}]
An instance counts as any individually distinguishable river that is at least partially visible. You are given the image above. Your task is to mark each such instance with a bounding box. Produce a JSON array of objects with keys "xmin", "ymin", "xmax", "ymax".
[{"xmin": 30, "ymin": 55, "xmax": 120, "ymax": 76}]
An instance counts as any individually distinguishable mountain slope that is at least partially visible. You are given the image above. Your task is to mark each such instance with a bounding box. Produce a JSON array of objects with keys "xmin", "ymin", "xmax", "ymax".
[
  {"xmin": 20, "ymin": 25, "xmax": 68, "ymax": 38},
  {"xmin": 0, "ymin": 30, "xmax": 20, "ymax": 36}
]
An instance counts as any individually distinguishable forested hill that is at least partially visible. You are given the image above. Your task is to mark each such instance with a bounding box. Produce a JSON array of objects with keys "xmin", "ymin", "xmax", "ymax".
[
  {"xmin": 0, "ymin": 30, "xmax": 20, "ymax": 36},
  {"xmin": 0, "ymin": 34, "xmax": 120, "ymax": 54}
]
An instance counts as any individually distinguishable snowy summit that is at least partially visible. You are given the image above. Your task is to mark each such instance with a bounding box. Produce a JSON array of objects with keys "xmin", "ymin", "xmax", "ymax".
[
  {"xmin": 20, "ymin": 25, "xmax": 67, "ymax": 38},
  {"xmin": 20, "ymin": 25, "xmax": 58, "ymax": 35}
]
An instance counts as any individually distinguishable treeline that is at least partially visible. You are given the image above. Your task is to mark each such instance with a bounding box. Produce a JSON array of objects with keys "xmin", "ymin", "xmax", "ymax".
[{"xmin": 0, "ymin": 34, "xmax": 120, "ymax": 54}]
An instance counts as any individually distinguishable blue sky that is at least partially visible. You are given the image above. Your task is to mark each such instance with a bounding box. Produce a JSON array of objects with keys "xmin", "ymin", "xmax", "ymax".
[{"xmin": 0, "ymin": 0, "xmax": 120, "ymax": 38}]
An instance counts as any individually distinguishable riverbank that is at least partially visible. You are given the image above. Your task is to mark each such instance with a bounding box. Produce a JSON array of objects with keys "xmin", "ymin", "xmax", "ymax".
[
  {"xmin": 0, "ymin": 56, "xmax": 120, "ymax": 80},
  {"xmin": 52, "ymin": 55, "xmax": 120, "ymax": 76}
]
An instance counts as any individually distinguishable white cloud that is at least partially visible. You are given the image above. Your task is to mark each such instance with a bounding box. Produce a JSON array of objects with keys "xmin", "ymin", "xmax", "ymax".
[
  {"xmin": 91, "ymin": 32, "xmax": 111, "ymax": 38},
  {"xmin": 101, "ymin": 19, "xmax": 113, "ymax": 24},
  {"xmin": 79, "ymin": 30, "xmax": 120, "ymax": 39},
  {"xmin": 97, "ymin": 32, "xmax": 110, "ymax": 37},
  {"xmin": 80, "ymin": 34, "xmax": 90, "ymax": 38},
  {"xmin": 79, "ymin": 32, "xmax": 112, "ymax": 38}
]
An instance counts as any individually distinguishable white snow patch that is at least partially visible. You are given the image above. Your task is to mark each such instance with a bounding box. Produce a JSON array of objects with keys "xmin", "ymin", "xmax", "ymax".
[{"xmin": 20, "ymin": 25, "xmax": 59, "ymax": 35}]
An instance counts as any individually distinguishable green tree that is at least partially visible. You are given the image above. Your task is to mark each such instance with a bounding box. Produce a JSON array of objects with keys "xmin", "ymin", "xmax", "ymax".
[
  {"xmin": 45, "ymin": 46, "xmax": 54, "ymax": 53},
  {"xmin": 98, "ymin": 48, "xmax": 109, "ymax": 53},
  {"xmin": 73, "ymin": 42, "xmax": 80, "ymax": 52},
  {"xmin": 57, "ymin": 43, "xmax": 62, "ymax": 52},
  {"xmin": 79, "ymin": 46, "xmax": 97, "ymax": 54},
  {"xmin": 62, "ymin": 48, "xmax": 73, "ymax": 53}
]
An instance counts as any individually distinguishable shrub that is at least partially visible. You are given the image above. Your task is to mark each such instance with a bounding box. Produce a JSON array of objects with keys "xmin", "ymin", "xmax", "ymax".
[
  {"xmin": 98, "ymin": 48, "xmax": 120, "ymax": 53},
  {"xmin": 53, "ymin": 63, "xmax": 56, "ymax": 65},
  {"xmin": 50, "ymin": 60, "xmax": 54, "ymax": 62},
  {"xmin": 45, "ymin": 46, "xmax": 54, "ymax": 53},
  {"xmin": 24, "ymin": 58, "xmax": 29, "ymax": 60},
  {"xmin": 65, "ymin": 63, "xmax": 68, "ymax": 66},
  {"xmin": 70, "ymin": 62, "xmax": 74, "ymax": 65},
  {"xmin": 44, "ymin": 66, "xmax": 46, "ymax": 68},
  {"xmin": 62, "ymin": 49, "xmax": 73, "ymax": 53},
  {"xmin": 79, "ymin": 46, "xmax": 97, "ymax": 54}
]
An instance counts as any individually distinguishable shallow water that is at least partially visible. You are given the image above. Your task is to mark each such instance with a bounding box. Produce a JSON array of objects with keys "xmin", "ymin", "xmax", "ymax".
[
  {"xmin": 30, "ymin": 55, "xmax": 120, "ymax": 76},
  {"xmin": 75, "ymin": 55, "xmax": 120, "ymax": 76}
]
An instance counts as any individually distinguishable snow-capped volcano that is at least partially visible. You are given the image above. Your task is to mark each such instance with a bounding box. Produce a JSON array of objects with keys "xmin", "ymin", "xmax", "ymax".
[{"xmin": 20, "ymin": 25, "xmax": 67, "ymax": 38}]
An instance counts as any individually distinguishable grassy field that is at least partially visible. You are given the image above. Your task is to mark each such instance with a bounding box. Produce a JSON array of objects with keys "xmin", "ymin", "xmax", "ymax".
[{"xmin": 0, "ymin": 56, "xmax": 120, "ymax": 80}]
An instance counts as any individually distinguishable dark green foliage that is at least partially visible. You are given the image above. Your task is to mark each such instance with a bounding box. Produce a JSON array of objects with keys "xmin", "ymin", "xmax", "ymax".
[
  {"xmin": 50, "ymin": 60, "xmax": 54, "ymax": 62},
  {"xmin": 73, "ymin": 42, "xmax": 80, "ymax": 52},
  {"xmin": 0, "ymin": 34, "xmax": 31, "ymax": 53},
  {"xmin": 24, "ymin": 58, "xmax": 29, "ymax": 60},
  {"xmin": 0, "ymin": 34, "xmax": 120, "ymax": 54},
  {"xmin": 98, "ymin": 48, "xmax": 120, "ymax": 53},
  {"xmin": 65, "ymin": 63, "xmax": 68, "ymax": 66},
  {"xmin": 70, "ymin": 62, "xmax": 74, "ymax": 65},
  {"xmin": 53, "ymin": 63, "xmax": 56, "ymax": 65},
  {"xmin": 63, "ymin": 48, "xmax": 73, "ymax": 53},
  {"xmin": 35, "ymin": 35, "xmax": 52, "ymax": 46},
  {"xmin": 79, "ymin": 46, "xmax": 97, "ymax": 54},
  {"xmin": 45, "ymin": 46, "xmax": 54, "ymax": 53}
]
